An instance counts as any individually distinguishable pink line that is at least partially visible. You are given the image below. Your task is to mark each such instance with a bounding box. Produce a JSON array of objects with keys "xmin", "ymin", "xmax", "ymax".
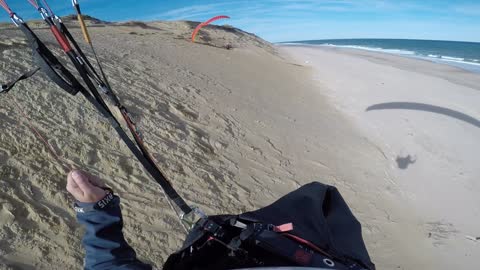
[
  {"xmin": 0, "ymin": 0, "xmax": 13, "ymax": 14},
  {"xmin": 12, "ymin": 97, "xmax": 72, "ymax": 173},
  {"xmin": 27, "ymin": 0, "xmax": 39, "ymax": 9},
  {"xmin": 41, "ymin": 0, "xmax": 53, "ymax": 15}
]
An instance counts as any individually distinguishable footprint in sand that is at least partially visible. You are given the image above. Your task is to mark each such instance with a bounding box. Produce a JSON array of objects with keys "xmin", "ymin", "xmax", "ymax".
[{"xmin": 169, "ymin": 103, "xmax": 199, "ymax": 121}]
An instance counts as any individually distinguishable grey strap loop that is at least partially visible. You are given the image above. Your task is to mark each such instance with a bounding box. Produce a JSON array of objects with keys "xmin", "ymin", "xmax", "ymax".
[{"xmin": 0, "ymin": 67, "xmax": 40, "ymax": 94}]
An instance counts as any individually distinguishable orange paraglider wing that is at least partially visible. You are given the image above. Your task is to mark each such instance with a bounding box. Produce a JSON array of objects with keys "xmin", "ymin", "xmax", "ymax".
[{"xmin": 191, "ymin": 15, "xmax": 230, "ymax": 42}]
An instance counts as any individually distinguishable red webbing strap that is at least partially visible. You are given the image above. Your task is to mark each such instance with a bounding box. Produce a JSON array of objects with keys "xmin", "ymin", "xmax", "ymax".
[
  {"xmin": 50, "ymin": 25, "xmax": 72, "ymax": 52},
  {"xmin": 282, "ymin": 233, "xmax": 333, "ymax": 258}
]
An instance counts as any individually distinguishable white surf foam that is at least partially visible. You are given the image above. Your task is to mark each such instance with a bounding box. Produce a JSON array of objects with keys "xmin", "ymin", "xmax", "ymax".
[
  {"xmin": 320, "ymin": 44, "xmax": 416, "ymax": 56},
  {"xmin": 441, "ymin": 56, "xmax": 465, "ymax": 61}
]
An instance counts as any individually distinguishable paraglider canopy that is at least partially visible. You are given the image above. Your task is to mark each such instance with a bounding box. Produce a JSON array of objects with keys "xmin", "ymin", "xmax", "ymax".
[{"xmin": 191, "ymin": 15, "xmax": 230, "ymax": 42}]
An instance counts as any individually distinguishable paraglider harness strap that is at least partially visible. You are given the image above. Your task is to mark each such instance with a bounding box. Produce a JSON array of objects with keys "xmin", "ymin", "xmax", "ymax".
[
  {"xmin": 1, "ymin": 67, "xmax": 40, "ymax": 94},
  {"xmin": 191, "ymin": 217, "xmax": 368, "ymax": 270}
]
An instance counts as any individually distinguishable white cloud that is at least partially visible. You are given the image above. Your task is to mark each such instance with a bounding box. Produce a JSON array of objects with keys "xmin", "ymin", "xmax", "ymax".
[
  {"xmin": 141, "ymin": 0, "xmax": 480, "ymax": 42},
  {"xmin": 153, "ymin": 2, "xmax": 239, "ymax": 20}
]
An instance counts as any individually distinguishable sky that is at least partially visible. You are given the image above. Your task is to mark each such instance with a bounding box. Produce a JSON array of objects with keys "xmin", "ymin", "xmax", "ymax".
[{"xmin": 1, "ymin": 0, "xmax": 479, "ymax": 42}]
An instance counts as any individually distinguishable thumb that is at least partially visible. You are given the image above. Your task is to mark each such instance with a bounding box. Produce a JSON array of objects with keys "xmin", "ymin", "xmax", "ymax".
[
  {"xmin": 67, "ymin": 171, "xmax": 84, "ymax": 199},
  {"xmin": 71, "ymin": 170, "xmax": 96, "ymax": 194},
  {"xmin": 70, "ymin": 170, "xmax": 107, "ymax": 203}
]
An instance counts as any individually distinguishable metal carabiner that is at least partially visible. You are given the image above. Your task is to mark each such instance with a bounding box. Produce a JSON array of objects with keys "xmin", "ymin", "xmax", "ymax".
[
  {"xmin": 10, "ymin": 13, "xmax": 24, "ymax": 27},
  {"xmin": 53, "ymin": 15, "xmax": 62, "ymax": 23},
  {"xmin": 38, "ymin": 6, "xmax": 50, "ymax": 20}
]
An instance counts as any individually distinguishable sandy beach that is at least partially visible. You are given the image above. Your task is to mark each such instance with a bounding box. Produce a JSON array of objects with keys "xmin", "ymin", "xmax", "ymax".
[
  {"xmin": 282, "ymin": 45, "xmax": 480, "ymax": 269},
  {"xmin": 1, "ymin": 18, "xmax": 479, "ymax": 269}
]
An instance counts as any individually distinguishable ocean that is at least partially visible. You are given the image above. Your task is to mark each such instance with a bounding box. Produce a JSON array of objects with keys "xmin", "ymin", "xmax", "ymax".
[{"xmin": 281, "ymin": 39, "xmax": 480, "ymax": 73}]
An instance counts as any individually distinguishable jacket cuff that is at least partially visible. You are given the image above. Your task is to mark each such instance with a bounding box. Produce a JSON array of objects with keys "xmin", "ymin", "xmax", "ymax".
[{"xmin": 74, "ymin": 188, "xmax": 116, "ymax": 214}]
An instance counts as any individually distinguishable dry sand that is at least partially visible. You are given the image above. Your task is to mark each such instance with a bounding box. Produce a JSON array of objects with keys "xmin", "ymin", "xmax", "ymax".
[{"xmin": 0, "ymin": 18, "xmax": 478, "ymax": 269}]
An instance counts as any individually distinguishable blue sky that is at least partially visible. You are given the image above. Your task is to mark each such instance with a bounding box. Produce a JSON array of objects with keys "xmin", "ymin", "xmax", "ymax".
[{"xmin": 1, "ymin": 0, "xmax": 479, "ymax": 42}]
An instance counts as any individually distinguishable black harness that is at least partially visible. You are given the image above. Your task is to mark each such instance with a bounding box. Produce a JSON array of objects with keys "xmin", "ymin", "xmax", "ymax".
[
  {"xmin": 164, "ymin": 182, "xmax": 376, "ymax": 270},
  {"xmin": 164, "ymin": 215, "xmax": 369, "ymax": 270}
]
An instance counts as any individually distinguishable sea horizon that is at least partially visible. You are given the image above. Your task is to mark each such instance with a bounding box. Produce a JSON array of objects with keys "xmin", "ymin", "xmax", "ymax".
[
  {"xmin": 281, "ymin": 37, "xmax": 480, "ymax": 44},
  {"xmin": 279, "ymin": 38, "xmax": 480, "ymax": 73}
]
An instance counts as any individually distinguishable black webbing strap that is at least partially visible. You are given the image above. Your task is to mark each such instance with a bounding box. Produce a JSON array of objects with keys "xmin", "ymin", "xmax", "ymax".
[
  {"xmin": 1, "ymin": 67, "xmax": 40, "ymax": 94},
  {"xmin": 18, "ymin": 23, "xmax": 80, "ymax": 96},
  {"xmin": 58, "ymin": 20, "xmax": 104, "ymax": 87}
]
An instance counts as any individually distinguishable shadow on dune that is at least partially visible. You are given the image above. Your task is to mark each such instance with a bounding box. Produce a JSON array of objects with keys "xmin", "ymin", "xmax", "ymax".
[{"xmin": 366, "ymin": 102, "xmax": 480, "ymax": 129}]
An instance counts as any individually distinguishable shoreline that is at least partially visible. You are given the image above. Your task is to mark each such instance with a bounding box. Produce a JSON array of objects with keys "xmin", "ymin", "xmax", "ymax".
[
  {"xmin": 279, "ymin": 44, "xmax": 480, "ymax": 91},
  {"xmin": 279, "ymin": 43, "xmax": 480, "ymax": 74},
  {"xmin": 281, "ymin": 45, "xmax": 480, "ymax": 269}
]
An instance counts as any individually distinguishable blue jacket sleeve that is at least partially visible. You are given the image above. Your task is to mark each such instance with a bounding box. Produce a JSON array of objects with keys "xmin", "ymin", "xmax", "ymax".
[{"xmin": 75, "ymin": 193, "xmax": 152, "ymax": 270}]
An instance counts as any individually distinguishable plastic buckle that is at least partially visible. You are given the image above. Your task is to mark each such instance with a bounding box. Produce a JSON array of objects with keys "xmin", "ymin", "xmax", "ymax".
[{"xmin": 180, "ymin": 207, "xmax": 207, "ymax": 230}]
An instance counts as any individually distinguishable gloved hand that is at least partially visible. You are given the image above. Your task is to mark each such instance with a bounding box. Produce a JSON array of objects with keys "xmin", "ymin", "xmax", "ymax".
[{"xmin": 66, "ymin": 170, "xmax": 108, "ymax": 203}]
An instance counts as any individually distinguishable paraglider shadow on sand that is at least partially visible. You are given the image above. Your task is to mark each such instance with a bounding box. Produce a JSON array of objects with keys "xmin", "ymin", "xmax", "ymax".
[
  {"xmin": 396, "ymin": 155, "xmax": 416, "ymax": 169},
  {"xmin": 366, "ymin": 102, "xmax": 480, "ymax": 129}
]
